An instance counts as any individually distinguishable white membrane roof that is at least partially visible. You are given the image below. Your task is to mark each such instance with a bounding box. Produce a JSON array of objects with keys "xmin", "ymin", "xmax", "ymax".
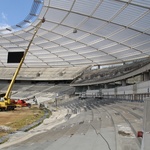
[{"xmin": 0, "ymin": 0, "xmax": 150, "ymax": 67}]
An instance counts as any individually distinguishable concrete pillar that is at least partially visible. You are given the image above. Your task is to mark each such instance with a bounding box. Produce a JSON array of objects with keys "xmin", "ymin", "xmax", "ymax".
[
  {"xmin": 143, "ymin": 72, "xmax": 149, "ymax": 81},
  {"xmin": 114, "ymin": 87, "xmax": 117, "ymax": 98},
  {"xmin": 88, "ymin": 85, "xmax": 90, "ymax": 90},
  {"xmin": 121, "ymin": 79, "xmax": 126, "ymax": 86},
  {"xmin": 104, "ymin": 84, "xmax": 108, "ymax": 89},
  {"xmin": 141, "ymin": 97, "xmax": 150, "ymax": 150},
  {"xmin": 133, "ymin": 84, "xmax": 137, "ymax": 101},
  {"xmin": 140, "ymin": 74, "xmax": 144, "ymax": 81}
]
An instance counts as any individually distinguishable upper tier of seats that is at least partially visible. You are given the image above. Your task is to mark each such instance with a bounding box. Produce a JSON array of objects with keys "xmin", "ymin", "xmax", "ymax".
[{"xmin": 73, "ymin": 58, "xmax": 150, "ymax": 84}]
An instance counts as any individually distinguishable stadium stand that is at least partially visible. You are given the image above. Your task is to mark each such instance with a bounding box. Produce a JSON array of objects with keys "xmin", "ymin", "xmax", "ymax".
[{"xmin": 72, "ymin": 58, "xmax": 150, "ymax": 85}]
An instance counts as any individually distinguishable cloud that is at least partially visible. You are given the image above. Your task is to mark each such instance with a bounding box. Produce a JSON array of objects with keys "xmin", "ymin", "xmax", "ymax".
[
  {"xmin": 1, "ymin": 12, "xmax": 8, "ymax": 21},
  {"xmin": 0, "ymin": 12, "xmax": 10, "ymax": 30}
]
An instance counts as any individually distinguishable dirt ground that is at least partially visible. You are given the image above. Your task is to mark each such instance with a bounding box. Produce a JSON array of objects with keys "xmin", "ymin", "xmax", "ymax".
[{"xmin": 0, "ymin": 106, "xmax": 44, "ymax": 137}]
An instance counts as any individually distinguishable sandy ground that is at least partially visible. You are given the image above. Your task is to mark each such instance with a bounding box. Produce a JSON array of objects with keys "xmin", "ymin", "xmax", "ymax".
[
  {"xmin": 0, "ymin": 108, "xmax": 32, "ymax": 125},
  {"xmin": 0, "ymin": 107, "xmax": 42, "ymax": 137}
]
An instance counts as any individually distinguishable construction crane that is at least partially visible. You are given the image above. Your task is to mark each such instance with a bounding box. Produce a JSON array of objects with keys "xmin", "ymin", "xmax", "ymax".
[{"xmin": 0, "ymin": 18, "xmax": 45, "ymax": 111}]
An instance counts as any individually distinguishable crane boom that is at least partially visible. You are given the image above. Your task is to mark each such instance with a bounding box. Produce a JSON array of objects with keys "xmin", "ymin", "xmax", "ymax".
[{"xmin": 2, "ymin": 18, "xmax": 45, "ymax": 108}]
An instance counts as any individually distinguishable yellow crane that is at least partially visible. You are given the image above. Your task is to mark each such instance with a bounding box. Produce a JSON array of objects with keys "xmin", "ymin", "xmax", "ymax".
[{"xmin": 0, "ymin": 18, "xmax": 45, "ymax": 111}]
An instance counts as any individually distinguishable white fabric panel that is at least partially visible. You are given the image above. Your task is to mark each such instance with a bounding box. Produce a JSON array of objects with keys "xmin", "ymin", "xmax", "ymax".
[
  {"xmin": 45, "ymin": 8, "xmax": 68, "ymax": 23},
  {"xmin": 50, "ymin": 0, "xmax": 74, "ymax": 11},
  {"xmin": 112, "ymin": 5, "xmax": 148, "ymax": 26},
  {"xmin": 72, "ymin": 0, "xmax": 100, "ymax": 15},
  {"xmin": 62, "ymin": 13, "xmax": 87, "ymax": 27},
  {"xmin": 131, "ymin": 13, "xmax": 150, "ymax": 32},
  {"xmin": 95, "ymin": 23, "xmax": 124, "ymax": 37},
  {"xmin": 93, "ymin": 0, "xmax": 125, "ymax": 20},
  {"xmin": 0, "ymin": 0, "xmax": 150, "ymax": 67}
]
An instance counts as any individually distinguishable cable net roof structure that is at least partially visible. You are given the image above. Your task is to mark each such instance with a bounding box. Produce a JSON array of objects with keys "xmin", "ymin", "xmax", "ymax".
[{"xmin": 0, "ymin": 0, "xmax": 150, "ymax": 68}]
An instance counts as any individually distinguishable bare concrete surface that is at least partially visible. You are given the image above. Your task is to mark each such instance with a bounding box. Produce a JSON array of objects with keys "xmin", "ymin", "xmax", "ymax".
[{"xmin": 0, "ymin": 99, "xmax": 142, "ymax": 150}]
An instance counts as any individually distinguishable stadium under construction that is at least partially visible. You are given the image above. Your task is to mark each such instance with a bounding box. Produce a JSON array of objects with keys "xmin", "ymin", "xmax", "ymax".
[{"xmin": 0, "ymin": 0, "xmax": 150, "ymax": 150}]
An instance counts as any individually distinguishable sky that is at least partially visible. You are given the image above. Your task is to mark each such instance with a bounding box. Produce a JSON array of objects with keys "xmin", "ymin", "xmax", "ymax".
[{"xmin": 0, "ymin": 0, "xmax": 33, "ymax": 29}]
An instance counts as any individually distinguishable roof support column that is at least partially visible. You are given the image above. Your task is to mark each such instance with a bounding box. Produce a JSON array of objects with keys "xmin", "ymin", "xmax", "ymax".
[
  {"xmin": 104, "ymin": 84, "xmax": 108, "ymax": 89},
  {"xmin": 121, "ymin": 79, "xmax": 127, "ymax": 86},
  {"xmin": 143, "ymin": 71, "xmax": 150, "ymax": 81}
]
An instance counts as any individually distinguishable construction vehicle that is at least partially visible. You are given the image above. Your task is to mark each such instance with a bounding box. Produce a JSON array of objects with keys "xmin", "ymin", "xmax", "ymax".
[
  {"xmin": 15, "ymin": 99, "xmax": 31, "ymax": 107},
  {"xmin": 9, "ymin": 95, "xmax": 37, "ymax": 108},
  {"xmin": 0, "ymin": 18, "xmax": 45, "ymax": 111}
]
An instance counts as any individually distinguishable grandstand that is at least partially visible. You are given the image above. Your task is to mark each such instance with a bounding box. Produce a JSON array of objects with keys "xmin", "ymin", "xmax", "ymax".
[
  {"xmin": 0, "ymin": 0, "xmax": 150, "ymax": 149},
  {"xmin": 71, "ymin": 58, "xmax": 150, "ymax": 102}
]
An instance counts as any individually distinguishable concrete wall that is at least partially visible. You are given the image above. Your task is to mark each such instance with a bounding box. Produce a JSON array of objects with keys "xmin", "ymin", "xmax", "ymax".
[{"xmin": 101, "ymin": 80, "xmax": 150, "ymax": 101}]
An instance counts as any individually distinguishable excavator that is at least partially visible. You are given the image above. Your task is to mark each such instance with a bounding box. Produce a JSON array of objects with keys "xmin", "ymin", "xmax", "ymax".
[{"xmin": 0, "ymin": 18, "xmax": 45, "ymax": 111}]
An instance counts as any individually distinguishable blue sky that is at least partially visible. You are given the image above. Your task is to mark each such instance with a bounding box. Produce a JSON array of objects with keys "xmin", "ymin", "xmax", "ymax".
[{"xmin": 0, "ymin": 0, "xmax": 33, "ymax": 29}]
